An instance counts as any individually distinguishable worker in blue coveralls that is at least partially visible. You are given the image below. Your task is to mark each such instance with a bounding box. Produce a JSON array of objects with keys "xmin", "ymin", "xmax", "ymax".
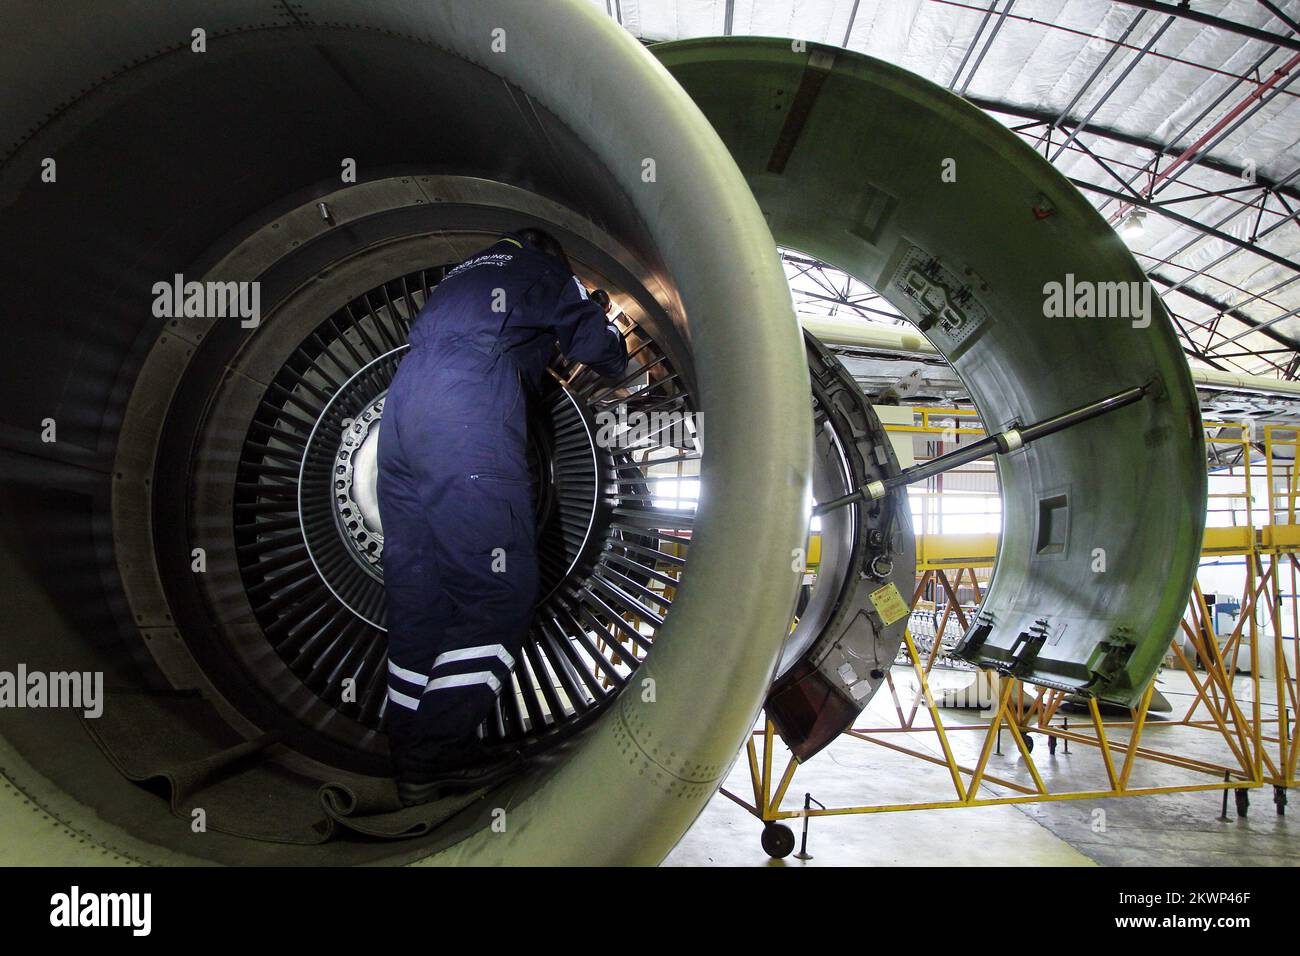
[{"xmin": 378, "ymin": 228, "xmax": 627, "ymax": 806}]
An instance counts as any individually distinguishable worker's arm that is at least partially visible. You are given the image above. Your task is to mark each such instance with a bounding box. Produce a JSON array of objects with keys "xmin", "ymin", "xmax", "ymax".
[{"xmin": 548, "ymin": 274, "xmax": 628, "ymax": 377}]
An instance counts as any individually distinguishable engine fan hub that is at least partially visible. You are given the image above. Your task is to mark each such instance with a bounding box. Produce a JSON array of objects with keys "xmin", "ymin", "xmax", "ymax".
[
  {"xmin": 298, "ymin": 339, "xmax": 610, "ymax": 630},
  {"xmin": 333, "ymin": 394, "xmax": 387, "ymax": 569},
  {"xmin": 113, "ymin": 176, "xmax": 697, "ymax": 771}
]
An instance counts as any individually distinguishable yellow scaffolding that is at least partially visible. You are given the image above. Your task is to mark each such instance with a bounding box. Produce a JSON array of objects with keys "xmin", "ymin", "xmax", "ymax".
[{"xmin": 722, "ymin": 414, "xmax": 1297, "ymax": 852}]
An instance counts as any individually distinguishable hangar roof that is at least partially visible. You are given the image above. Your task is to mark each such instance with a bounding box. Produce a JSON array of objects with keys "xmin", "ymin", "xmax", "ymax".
[{"xmin": 589, "ymin": 0, "xmax": 1300, "ymax": 379}]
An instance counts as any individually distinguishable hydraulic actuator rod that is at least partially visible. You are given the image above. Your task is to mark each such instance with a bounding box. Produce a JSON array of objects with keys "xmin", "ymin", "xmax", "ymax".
[{"xmin": 812, "ymin": 384, "xmax": 1151, "ymax": 517}]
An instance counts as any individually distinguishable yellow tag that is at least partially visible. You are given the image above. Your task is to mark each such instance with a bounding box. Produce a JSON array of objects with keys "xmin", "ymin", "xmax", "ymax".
[{"xmin": 869, "ymin": 582, "xmax": 910, "ymax": 625}]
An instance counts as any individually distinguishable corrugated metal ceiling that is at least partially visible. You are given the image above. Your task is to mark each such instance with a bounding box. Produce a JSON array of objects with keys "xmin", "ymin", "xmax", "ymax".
[{"xmin": 587, "ymin": 0, "xmax": 1300, "ymax": 378}]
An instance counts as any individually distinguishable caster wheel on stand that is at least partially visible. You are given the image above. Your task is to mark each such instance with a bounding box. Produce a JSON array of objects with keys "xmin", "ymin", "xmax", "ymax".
[{"xmin": 761, "ymin": 823, "xmax": 796, "ymax": 859}]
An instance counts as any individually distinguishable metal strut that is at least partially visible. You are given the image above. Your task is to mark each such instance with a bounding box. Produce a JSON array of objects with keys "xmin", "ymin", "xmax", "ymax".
[{"xmin": 812, "ymin": 384, "xmax": 1151, "ymax": 517}]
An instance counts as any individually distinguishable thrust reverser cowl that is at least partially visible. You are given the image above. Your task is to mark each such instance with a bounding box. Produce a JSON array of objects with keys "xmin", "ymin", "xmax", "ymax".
[
  {"xmin": 656, "ymin": 38, "xmax": 1205, "ymax": 707},
  {"xmin": 768, "ymin": 333, "xmax": 917, "ymax": 761}
]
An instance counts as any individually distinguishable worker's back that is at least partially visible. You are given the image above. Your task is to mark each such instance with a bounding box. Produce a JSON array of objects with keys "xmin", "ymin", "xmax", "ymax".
[
  {"xmin": 380, "ymin": 232, "xmax": 627, "ymax": 490},
  {"xmin": 407, "ymin": 235, "xmax": 625, "ymax": 389}
]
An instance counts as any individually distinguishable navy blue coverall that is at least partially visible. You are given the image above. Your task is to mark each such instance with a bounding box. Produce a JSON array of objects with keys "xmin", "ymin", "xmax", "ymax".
[{"xmin": 378, "ymin": 234, "xmax": 627, "ymax": 780}]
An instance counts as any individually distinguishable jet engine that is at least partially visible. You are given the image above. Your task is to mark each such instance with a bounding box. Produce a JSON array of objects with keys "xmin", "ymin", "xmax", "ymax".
[{"xmin": 0, "ymin": 3, "xmax": 1203, "ymax": 866}]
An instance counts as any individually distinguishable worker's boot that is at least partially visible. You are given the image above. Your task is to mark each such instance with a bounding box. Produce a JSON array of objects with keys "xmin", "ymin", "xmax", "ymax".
[{"xmin": 396, "ymin": 745, "xmax": 524, "ymax": 808}]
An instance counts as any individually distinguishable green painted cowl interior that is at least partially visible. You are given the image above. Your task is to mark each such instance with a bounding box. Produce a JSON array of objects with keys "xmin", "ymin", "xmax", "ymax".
[
  {"xmin": 656, "ymin": 37, "xmax": 1206, "ymax": 705},
  {"xmin": 0, "ymin": 1, "xmax": 809, "ymax": 865}
]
